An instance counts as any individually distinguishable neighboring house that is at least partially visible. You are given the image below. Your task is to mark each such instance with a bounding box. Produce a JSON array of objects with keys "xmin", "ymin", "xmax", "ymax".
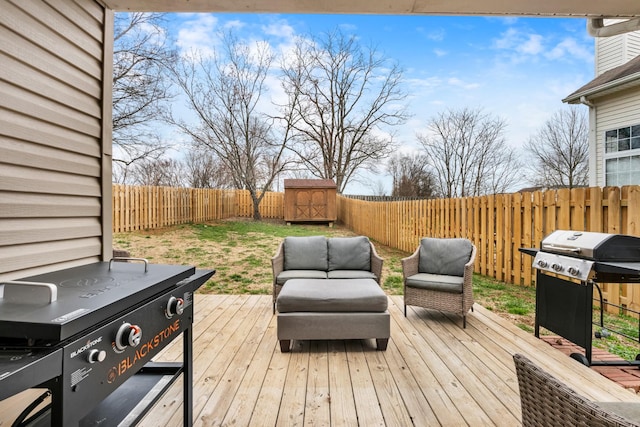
[{"xmin": 563, "ymin": 29, "xmax": 640, "ymax": 187}]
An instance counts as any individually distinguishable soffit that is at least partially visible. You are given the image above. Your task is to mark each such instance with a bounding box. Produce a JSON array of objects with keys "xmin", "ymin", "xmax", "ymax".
[{"xmin": 100, "ymin": 0, "xmax": 640, "ymax": 17}]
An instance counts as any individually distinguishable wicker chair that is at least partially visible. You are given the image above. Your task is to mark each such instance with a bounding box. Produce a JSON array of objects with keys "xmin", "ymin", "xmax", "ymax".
[
  {"xmin": 513, "ymin": 353, "xmax": 640, "ymax": 427},
  {"xmin": 402, "ymin": 237, "xmax": 476, "ymax": 327}
]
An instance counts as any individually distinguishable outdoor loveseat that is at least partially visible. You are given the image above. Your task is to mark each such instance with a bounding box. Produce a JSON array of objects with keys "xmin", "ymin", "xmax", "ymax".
[{"xmin": 271, "ymin": 235, "xmax": 389, "ymax": 352}]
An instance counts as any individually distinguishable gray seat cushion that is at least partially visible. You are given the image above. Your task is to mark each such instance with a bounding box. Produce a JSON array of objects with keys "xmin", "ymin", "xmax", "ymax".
[
  {"xmin": 328, "ymin": 236, "xmax": 371, "ymax": 271},
  {"xmin": 276, "ymin": 270, "xmax": 327, "ymax": 285},
  {"xmin": 276, "ymin": 278, "xmax": 388, "ymax": 313},
  {"xmin": 327, "ymin": 270, "xmax": 377, "ymax": 280},
  {"xmin": 405, "ymin": 273, "xmax": 464, "ymax": 293},
  {"xmin": 419, "ymin": 238, "xmax": 472, "ymax": 276},
  {"xmin": 284, "ymin": 236, "xmax": 328, "ymax": 271}
]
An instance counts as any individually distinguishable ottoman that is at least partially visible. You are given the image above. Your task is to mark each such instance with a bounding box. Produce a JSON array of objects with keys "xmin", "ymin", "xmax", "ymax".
[{"xmin": 276, "ymin": 278, "xmax": 390, "ymax": 352}]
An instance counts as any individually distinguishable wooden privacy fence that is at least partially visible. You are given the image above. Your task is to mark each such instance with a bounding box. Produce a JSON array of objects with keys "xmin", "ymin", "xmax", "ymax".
[
  {"xmin": 113, "ymin": 184, "xmax": 640, "ymax": 315},
  {"xmin": 338, "ymin": 186, "xmax": 640, "ymax": 316},
  {"xmin": 112, "ymin": 184, "xmax": 284, "ymax": 233}
]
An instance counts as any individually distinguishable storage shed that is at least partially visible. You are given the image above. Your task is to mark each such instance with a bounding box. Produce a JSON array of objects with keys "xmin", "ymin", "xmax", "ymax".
[{"xmin": 284, "ymin": 179, "xmax": 337, "ymax": 226}]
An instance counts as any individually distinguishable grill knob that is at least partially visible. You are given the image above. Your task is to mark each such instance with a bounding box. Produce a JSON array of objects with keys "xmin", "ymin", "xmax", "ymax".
[
  {"xmin": 551, "ymin": 263, "xmax": 564, "ymax": 272},
  {"xmin": 567, "ymin": 267, "xmax": 580, "ymax": 277},
  {"xmin": 165, "ymin": 296, "xmax": 185, "ymax": 319},
  {"xmin": 87, "ymin": 349, "xmax": 106, "ymax": 364},
  {"xmin": 537, "ymin": 260, "xmax": 549, "ymax": 268},
  {"xmin": 115, "ymin": 323, "xmax": 142, "ymax": 351}
]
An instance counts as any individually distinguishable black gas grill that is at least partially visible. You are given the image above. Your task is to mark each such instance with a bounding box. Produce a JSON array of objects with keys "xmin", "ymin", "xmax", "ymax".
[
  {"xmin": 521, "ymin": 230, "xmax": 640, "ymax": 366},
  {"xmin": 0, "ymin": 259, "xmax": 214, "ymax": 426}
]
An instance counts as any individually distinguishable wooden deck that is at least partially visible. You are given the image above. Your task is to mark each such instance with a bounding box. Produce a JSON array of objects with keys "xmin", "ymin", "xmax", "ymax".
[{"xmin": 138, "ymin": 295, "xmax": 640, "ymax": 427}]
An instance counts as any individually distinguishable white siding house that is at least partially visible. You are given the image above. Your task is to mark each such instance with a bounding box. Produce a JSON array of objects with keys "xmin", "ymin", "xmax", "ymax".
[{"xmin": 564, "ymin": 30, "xmax": 640, "ymax": 187}]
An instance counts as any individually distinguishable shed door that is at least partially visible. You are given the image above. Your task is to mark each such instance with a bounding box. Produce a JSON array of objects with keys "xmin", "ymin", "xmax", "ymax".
[{"xmin": 295, "ymin": 189, "xmax": 327, "ymax": 220}]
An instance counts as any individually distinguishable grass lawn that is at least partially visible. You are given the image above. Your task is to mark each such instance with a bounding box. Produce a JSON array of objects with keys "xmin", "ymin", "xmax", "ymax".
[{"xmin": 114, "ymin": 219, "xmax": 640, "ymax": 360}]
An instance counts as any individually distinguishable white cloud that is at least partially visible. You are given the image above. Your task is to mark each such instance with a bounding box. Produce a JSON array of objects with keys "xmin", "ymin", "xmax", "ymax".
[
  {"xmin": 434, "ymin": 48, "xmax": 447, "ymax": 57},
  {"xmin": 416, "ymin": 26, "xmax": 446, "ymax": 42},
  {"xmin": 447, "ymin": 77, "xmax": 480, "ymax": 90},
  {"xmin": 262, "ymin": 19, "xmax": 296, "ymax": 39},
  {"xmin": 494, "ymin": 27, "xmax": 544, "ymax": 60},
  {"xmin": 546, "ymin": 37, "xmax": 593, "ymax": 62},
  {"xmin": 176, "ymin": 14, "xmax": 220, "ymax": 57}
]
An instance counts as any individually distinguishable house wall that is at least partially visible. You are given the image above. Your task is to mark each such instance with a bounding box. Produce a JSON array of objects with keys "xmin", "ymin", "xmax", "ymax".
[
  {"xmin": 595, "ymin": 27, "xmax": 640, "ymax": 75},
  {"xmin": 0, "ymin": 0, "xmax": 112, "ymax": 281},
  {"xmin": 592, "ymin": 87, "xmax": 640, "ymax": 186}
]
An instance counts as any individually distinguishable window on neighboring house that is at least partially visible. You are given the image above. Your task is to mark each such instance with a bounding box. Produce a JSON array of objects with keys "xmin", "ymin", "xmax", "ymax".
[{"xmin": 604, "ymin": 124, "xmax": 640, "ymax": 186}]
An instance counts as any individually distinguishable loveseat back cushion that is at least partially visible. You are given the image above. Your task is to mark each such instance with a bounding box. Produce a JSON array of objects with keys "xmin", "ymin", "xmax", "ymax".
[
  {"xmin": 419, "ymin": 237, "xmax": 472, "ymax": 277},
  {"xmin": 284, "ymin": 236, "xmax": 328, "ymax": 271},
  {"xmin": 328, "ymin": 236, "xmax": 371, "ymax": 271}
]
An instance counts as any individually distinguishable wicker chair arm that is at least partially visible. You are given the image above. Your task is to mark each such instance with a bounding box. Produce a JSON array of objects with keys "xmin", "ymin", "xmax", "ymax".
[
  {"xmin": 462, "ymin": 245, "xmax": 477, "ymax": 292},
  {"xmin": 271, "ymin": 242, "xmax": 284, "ymax": 286},
  {"xmin": 369, "ymin": 242, "xmax": 384, "ymax": 284},
  {"xmin": 401, "ymin": 247, "xmax": 420, "ymax": 279}
]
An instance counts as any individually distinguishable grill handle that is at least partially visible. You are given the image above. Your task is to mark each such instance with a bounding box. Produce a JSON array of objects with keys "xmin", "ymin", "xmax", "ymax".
[
  {"xmin": 109, "ymin": 257, "xmax": 149, "ymax": 272},
  {"xmin": 541, "ymin": 244, "xmax": 582, "ymax": 254},
  {"xmin": 0, "ymin": 281, "xmax": 58, "ymax": 303}
]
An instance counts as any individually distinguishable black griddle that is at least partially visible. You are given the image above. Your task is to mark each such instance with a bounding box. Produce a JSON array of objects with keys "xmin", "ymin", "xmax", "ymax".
[{"xmin": 0, "ymin": 262, "xmax": 194, "ymax": 344}]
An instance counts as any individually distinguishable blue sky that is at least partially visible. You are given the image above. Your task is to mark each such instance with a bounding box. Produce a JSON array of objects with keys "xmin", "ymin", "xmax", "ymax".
[{"xmin": 162, "ymin": 13, "xmax": 595, "ymax": 194}]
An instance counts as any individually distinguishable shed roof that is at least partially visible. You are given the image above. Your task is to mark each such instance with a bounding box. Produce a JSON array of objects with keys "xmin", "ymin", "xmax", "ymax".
[
  {"xmin": 563, "ymin": 55, "xmax": 640, "ymax": 103},
  {"xmin": 284, "ymin": 179, "xmax": 336, "ymax": 188}
]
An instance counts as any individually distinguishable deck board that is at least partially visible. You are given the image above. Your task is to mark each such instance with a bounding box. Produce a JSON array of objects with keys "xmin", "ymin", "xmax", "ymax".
[{"xmin": 131, "ymin": 294, "xmax": 640, "ymax": 426}]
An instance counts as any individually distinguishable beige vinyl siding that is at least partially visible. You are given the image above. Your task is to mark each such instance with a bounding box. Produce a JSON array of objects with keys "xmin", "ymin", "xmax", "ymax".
[
  {"xmin": 594, "ymin": 87, "xmax": 640, "ymax": 186},
  {"xmin": 0, "ymin": 0, "xmax": 109, "ymax": 281}
]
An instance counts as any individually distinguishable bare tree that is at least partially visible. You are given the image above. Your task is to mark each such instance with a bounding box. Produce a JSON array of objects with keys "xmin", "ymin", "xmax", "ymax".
[
  {"xmin": 279, "ymin": 28, "xmax": 409, "ymax": 193},
  {"xmin": 387, "ymin": 153, "xmax": 438, "ymax": 198},
  {"xmin": 130, "ymin": 158, "xmax": 185, "ymax": 187},
  {"xmin": 168, "ymin": 32, "xmax": 291, "ymax": 219},
  {"xmin": 416, "ymin": 107, "xmax": 521, "ymax": 198},
  {"xmin": 183, "ymin": 149, "xmax": 232, "ymax": 189},
  {"xmin": 524, "ymin": 107, "xmax": 588, "ymax": 189},
  {"xmin": 112, "ymin": 12, "xmax": 177, "ymax": 182}
]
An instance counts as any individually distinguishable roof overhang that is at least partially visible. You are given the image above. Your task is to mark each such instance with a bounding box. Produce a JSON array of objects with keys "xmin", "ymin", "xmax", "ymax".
[
  {"xmin": 563, "ymin": 73, "xmax": 640, "ymax": 104},
  {"xmin": 99, "ymin": 0, "xmax": 640, "ymax": 17}
]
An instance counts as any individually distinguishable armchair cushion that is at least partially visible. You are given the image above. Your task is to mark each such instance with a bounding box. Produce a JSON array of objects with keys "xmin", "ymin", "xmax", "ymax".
[
  {"xmin": 405, "ymin": 273, "xmax": 464, "ymax": 293},
  {"xmin": 284, "ymin": 236, "xmax": 328, "ymax": 271},
  {"xmin": 328, "ymin": 236, "xmax": 371, "ymax": 271},
  {"xmin": 419, "ymin": 238, "xmax": 472, "ymax": 276}
]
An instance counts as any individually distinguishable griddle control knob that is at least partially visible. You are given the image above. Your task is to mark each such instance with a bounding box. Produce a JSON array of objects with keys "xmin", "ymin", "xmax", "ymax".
[
  {"xmin": 166, "ymin": 296, "xmax": 185, "ymax": 319},
  {"xmin": 551, "ymin": 263, "xmax": 563, "ymax": 272},
  {"xmin": 115, "ymin": 323, "xmax": 142, "ymax": 351},
  {"xmin": 87, "ymin": 349, "xmax": 107, "ymax": 364}
]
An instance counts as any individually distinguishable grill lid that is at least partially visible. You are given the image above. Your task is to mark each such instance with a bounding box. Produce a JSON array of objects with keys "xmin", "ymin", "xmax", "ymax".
[{"xmin": 540, "ymin": 230, "xmax": 640, "ymax": 262}]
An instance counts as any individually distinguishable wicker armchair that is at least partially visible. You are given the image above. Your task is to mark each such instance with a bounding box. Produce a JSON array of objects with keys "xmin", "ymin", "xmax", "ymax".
[
  {"xmin": 513, "ymin": 353, "xmax": 640, "ymax": 426},
  {"xmin": 402, "ymin": 237, "xmax": 476, "ymax": 327}
]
